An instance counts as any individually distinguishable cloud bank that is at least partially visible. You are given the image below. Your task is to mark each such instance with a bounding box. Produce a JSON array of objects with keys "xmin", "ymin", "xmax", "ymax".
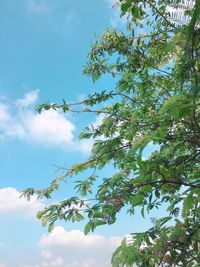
[
  {"xmin": 0, "ymin": 262, "xmax": 10, "ymax": 267},
  {"xmin": 38, "ymin": 226, "xmax": 122, "ymax": 267},
  {"xmin": 0, "ymin": 226, "xmax": 122, "ymax": 267}
]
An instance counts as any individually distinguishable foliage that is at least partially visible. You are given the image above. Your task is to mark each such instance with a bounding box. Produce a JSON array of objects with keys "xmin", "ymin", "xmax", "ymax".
[{"xmin": 22, "ymin": 0, "xmax": 200, "ymax": 266}]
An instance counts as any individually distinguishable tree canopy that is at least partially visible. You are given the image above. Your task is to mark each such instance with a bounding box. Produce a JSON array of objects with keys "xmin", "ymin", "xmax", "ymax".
[{"xmin": 22, "ymin": 0, "xmax": 200, "ymax": 266}]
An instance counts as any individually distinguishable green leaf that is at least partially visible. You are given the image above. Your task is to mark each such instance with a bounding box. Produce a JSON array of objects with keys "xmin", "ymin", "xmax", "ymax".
[
  {"xmin": 36, "ymin": 211, "xmax": 43, "ymax": 219},
  {"xmin": 141, "ymin": 206, "xmax": 145, "ymax": 218},
  {"xmin": 48, "ymin": 222, "xmax": 54, "ymax": 233}
]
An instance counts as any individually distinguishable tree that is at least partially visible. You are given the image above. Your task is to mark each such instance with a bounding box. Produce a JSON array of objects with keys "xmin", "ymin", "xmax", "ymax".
[{"xmin": 22, "ymin": 0, "xmax": 200, "ymax": 266}]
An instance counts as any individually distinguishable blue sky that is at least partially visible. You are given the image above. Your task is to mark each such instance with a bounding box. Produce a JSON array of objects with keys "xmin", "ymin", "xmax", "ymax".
[{"xmin": 0, "ymin": 1, "xmax": 162, "ymax": 267}]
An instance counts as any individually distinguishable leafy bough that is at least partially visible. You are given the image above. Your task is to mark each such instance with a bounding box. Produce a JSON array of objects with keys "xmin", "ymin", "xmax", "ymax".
[{"xmin": 22, "ymin": 0, "xmax": 200, "ymax": 266}]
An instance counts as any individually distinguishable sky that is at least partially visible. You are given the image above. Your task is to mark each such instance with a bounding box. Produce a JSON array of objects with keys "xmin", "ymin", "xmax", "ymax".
[{"xmin": 0, "ymin": 1, "xmax": 161, "ymax": 267}]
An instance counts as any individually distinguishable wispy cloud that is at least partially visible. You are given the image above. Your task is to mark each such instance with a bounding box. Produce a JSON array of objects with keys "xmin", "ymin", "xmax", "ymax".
[
  {"xmin": 25, "ymin": 1, "xmax": 80, "ymax": 37},
  {"xmin": 15, "ymin": 90, "xmax": 39, "ymax": 107},
  {"xmin": 26, "ymin": 0, "xmax": 50, "ymax": 15},
  {"xmin": 52, "ymin": 12, "xmax": 80, "ymax": 37},
  {"xmin": 105, "ymin": 0, "xmax": 127, "ymax": 28}
]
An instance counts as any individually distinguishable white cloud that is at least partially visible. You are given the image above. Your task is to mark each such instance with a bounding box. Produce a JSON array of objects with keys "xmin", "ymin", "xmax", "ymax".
[
  {"xmin": 41, "ymin": 250, "xmax": 53, "ymax": 260},
  {"xmin": 26, "ymin": 1, "xmax": 79, "ymax": 37},
  {"xmin": 0, "ymin": 104, "xmax": 11, "ymax": 142},
  {"xmin": 0, "ymin": 187, "xmax": 44, "ymax": 218},
  {"xmin": 0, "ymin": 104, "xmax": 10, "ymax": 124},
  {"xmin": 21, "ymin": 109, "xmax": 75, "ymax": 145},
  {"xmin": 26, "ymin": 0, "xmax": 49, "ymax": 15},
  {"xmin": 0, "ymin": 262, "xmax": 10, "ymax": 267},
  {"xmin": 40, "ymin": 256, "xmax": 63, "ymax": 267},
  {"xmin": 65, "ymin": 258, "xmax": 111, "ymax": 267},
  {"xmin": 0, "ymin": 90, "xmax": 93, "ymax": 151},
  {"xmin": 63, "ymin": 13, "xmax": 79, "ymax": 31},
  {"xmin": 78, "ymin": 139, "xmax": 93, "ymax": 154},
  {"xmin": 39, "ymin": 226, "xmax": 122, "ymax": 267},
  {"xmin": 40, "ymin": 226, "xmax": 120, "ymax": 248},
  {"xmin": 0, "ymin": 226, "xmax": 122, "ymax": 267},
  {"xmin": 105, "ymin": 0, "xmax": 127, "ymax": 28},
  {"xmin": 18, "ymin": 264, "xmax": 40, "ymax": 267},
  {"xmin": 15, "ymin": 90, "xmax": 39, "ymax": 107},
  {"xmin": 51, "ymin": 11, "xmax": 80, "ymax": 37},
  {"xmin": 0, "ymin": 90, "xmax": 105, "ymax": 153},
  {"xmin": 91, "ymin": 113, "xmax": 104, "ymax": 129}
]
